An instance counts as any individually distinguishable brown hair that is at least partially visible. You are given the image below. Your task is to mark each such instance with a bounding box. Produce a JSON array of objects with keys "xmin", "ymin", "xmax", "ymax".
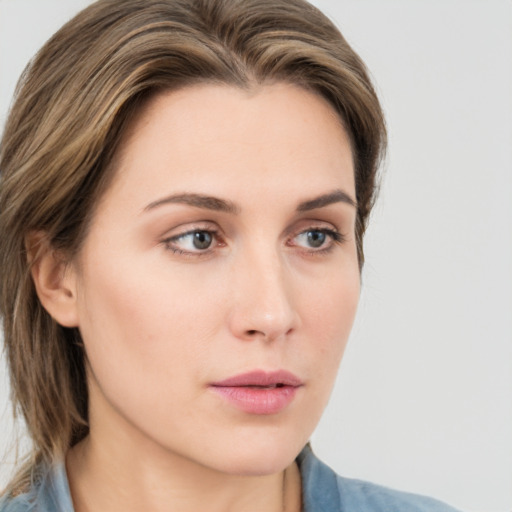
[{"xmin": 0, "ymin": 0, "xmax": 386, "ymax": 494}]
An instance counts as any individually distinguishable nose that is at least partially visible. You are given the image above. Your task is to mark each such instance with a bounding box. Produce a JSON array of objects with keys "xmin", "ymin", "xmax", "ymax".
[{"xmin": 228, "ymin": 245, "xmax": 299, "ymax": 342}]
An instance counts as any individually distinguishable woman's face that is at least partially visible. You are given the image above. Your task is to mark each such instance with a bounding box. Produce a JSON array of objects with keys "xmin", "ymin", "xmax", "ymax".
[{"xmin": 69, "ymin": 83, "xmax": 360, "ymax": 475}]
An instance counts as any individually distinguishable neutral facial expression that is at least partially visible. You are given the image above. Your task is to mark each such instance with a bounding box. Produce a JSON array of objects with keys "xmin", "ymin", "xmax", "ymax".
[{"xmin": 69, "ymin": 83, "xmax": 360, "ymax": 475}]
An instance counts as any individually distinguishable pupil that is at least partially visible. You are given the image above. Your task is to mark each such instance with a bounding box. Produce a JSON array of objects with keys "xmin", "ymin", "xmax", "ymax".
[
  {"xmin": 193, "ymin": 231, "xmax": 212, "ymax": 249},
  {"xmin": 307, "ymin": 231, "xmax": 325, "ymax": 248}
]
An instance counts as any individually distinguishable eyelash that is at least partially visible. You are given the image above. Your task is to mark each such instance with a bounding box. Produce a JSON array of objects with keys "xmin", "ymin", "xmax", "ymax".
[
  {"xmin": 290, "ymin": 228, "xmax": 346, "ymax": 256},
  {"xmin": 162, "ymin": 226, "xmax": 345, "ymax": 257},
  {"xmin": 162, "ymin": 228, "xmax": 223, "ymax": 257}
]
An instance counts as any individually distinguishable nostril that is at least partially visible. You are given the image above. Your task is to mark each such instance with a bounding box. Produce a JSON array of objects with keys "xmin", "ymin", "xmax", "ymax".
[{"xmin": 247, "ymin": 330, "xmax": 257, "ymax": 336}]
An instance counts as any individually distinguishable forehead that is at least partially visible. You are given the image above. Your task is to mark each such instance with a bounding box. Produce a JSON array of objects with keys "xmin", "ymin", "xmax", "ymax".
[{"xmin": 99, "ymin": 82, "xmax": 355, "ymax": 215}]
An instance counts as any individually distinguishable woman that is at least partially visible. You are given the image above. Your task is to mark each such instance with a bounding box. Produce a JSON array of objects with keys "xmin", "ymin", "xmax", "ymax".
[{"xmin": 0, "ymin": 0, "xmax": 461, "ymax": 510}]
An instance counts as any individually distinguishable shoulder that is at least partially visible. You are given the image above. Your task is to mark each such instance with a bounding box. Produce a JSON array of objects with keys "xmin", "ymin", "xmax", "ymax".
[
  {"xmin": 0, "ymin": 463, "xmax": 74, "ymax": 512},
  {"xmin": 297, "ymin": 445, "xmax": 462, "ymax": 512},
  {"xmin": 0, "ymin": 491, "xmax": 35, "ymax": 512},
  {"xmin": 333, "ymin": 475, "xmax": 461, "ymax": 512}
]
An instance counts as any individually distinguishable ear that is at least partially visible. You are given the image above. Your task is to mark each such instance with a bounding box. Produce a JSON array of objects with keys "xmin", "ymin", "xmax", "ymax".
[{"xmin": 26, "ymin": 231, "xmax": 79, "ymax": 328}]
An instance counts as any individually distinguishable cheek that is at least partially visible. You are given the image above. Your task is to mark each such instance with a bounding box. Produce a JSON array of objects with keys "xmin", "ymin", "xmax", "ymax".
[
  {"xmin": 75, "ymin": 254, "xmax": 224, "ymax": 404},
  {"xmin": 306, "ymin": 261, "xmax": 360, "ymax": 329},
  {"xmin": 283, "ymin": 267, "xmax": 359, "ymax": 445},
  {"xmin": 78, "ymin": 250, "xmax": 244, "ymax": 385},
  {"xmin": 301, "ymin": 268, "xmax": 360, "ymax": 379},
  {"xmin": 79, "ymin": 247, "xmax": 223, "ymax": 338}
]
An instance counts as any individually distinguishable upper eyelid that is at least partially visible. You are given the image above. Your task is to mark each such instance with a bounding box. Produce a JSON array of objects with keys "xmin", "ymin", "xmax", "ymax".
[
  {"xmin": 163, "ymin": 224, "xmax": 337, "ymax": 240},
  {"xmin": 169, "ymin": 228, "xmax": 218, "ymax": 240},
  {"xmin": 161, "ymin": 229, "xmax": 221, "ymax": 256},
  {"xmin": 163, "ymin": 228, "xmax": 222, "ymax": 247},
  {"xmin": 162, "ymin": 221, "xmax": 340, "ymax": 238},
  {"xmin": 163, "ymin": 228, "xmax": 342, "ymax": 255},
  {"xmin": 161, "ymin": 221, "xmax": 221, "ymax": 239},
  {"xmin": 158, "ymin": 212, "xmax": 341, "ymax": 233},
  {"xmin": 287, "ymin": 215, "xmax": 342, "ymax": 232},
  {"xmin": 291, "ymin": 227, "xmax": 344, "ymax": 244},
  {"xmin": 160, "ymin": 219, "xmax": 344, "ymax": 249},
  {"xmin": 288, "ymin": 222, "xmax": 340, "ymax": 239}
]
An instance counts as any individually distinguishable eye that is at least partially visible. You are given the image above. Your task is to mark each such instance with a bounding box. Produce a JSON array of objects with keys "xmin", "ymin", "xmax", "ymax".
[
  {"xmin": 163, "ymin": 229, "xmax": 219, "ymax": 254},
  {"xmin": 303, "ymin": 230, "xmax": 327, "ymax": 248},
  {"xmin": 189, "ymin": 231, "xmax": 213, "ymax": 250},
  {"xmin": 291, "ymin": 228, "xmax": 344, "ymax": 252}
]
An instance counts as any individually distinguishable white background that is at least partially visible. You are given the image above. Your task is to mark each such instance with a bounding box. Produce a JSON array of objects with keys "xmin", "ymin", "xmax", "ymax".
[{"xmin": 1, "ymin": 1, "xmax": 511, "ymax": 511}]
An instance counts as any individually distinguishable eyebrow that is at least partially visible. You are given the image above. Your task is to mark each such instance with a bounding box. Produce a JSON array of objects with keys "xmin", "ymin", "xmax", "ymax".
[
  {"xmin": 143, "ymin": 188, "xmax": 357, "ymax": 214},
  {"xmin": 296, "ymin": 189, "xmax": 357, "ymax": 211},
  {"xmin": 144, "ymin": 193, "xmax": 241, "ymax": 214}
]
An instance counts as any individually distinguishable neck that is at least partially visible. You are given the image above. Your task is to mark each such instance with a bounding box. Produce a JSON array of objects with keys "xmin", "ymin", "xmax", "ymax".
[
  {"xmin": 66, "ymin": 383, "xmax": 302, "ymax": 512},
  {"xmin": 67, "ymin": 436, "xmax": 301, "ymax": 512}
]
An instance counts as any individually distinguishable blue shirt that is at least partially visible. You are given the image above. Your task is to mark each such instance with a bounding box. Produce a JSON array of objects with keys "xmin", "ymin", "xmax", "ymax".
[{"xmin": 0, "ymin": 445, "xmax": 461, "ymax": 511}]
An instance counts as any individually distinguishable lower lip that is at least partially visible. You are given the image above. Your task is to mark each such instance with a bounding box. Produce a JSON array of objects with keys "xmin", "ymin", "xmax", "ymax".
[{"xmin": 210, "ymin": 385, "xmax": 299, "ymax": 414}]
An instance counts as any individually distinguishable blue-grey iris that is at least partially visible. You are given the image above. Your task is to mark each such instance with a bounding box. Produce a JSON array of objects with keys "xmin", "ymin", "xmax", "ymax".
[
  {"xmin": 193, "ymin": 231, "xmax": 212, "ymax": 249},
  {"xmin": 307, "ymin": 230, "xmax": 326, "ymax": 248}
]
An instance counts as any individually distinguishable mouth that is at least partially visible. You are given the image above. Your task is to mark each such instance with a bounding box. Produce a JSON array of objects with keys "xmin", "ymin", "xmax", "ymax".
[
  {"xmin": 240, "ymin": 383, "xmax": 285, "ymax": 389},
  {"xmin": 209, "ymin": 370, "xmax": 303, "ymax": 415}
]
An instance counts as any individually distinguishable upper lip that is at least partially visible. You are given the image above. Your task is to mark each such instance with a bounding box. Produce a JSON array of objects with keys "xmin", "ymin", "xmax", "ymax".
[{"xmin": 211, "ymin": 370, "xmax": 303, "ymax": 387}]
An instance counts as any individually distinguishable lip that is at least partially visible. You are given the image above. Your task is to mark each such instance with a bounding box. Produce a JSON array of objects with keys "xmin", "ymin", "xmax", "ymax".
[{"xmin": 210, "ymin": 370, "xmax": 303, "ymax": 415}]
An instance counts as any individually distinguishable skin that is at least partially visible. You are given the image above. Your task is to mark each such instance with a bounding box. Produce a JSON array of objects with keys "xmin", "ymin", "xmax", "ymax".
[{"xmin": 39, "ymin": 83, "xmax": 360, "ymax": 511}]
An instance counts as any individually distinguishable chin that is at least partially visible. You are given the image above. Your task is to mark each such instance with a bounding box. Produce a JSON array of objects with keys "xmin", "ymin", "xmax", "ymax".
[{"xmin": 199, "ymin": 430, "xmax": 309, "ymax": 477}]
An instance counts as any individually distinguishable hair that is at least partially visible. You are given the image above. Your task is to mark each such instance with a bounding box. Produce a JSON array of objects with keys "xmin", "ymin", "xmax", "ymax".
[{"xmin": 0, "ymin": 0, "xmax": 386, "ymax": 495}]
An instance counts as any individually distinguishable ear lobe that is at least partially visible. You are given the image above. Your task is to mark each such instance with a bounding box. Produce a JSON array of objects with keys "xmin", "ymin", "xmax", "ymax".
[{"xmin": 26, "ymin": 231, "xmax": 79, "ymax": 328}]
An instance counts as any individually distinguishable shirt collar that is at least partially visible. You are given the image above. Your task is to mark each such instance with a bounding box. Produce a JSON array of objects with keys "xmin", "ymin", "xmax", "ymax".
[{"xmin": 27, "ymin": 444, "xmax": 336, "ymax": 512}]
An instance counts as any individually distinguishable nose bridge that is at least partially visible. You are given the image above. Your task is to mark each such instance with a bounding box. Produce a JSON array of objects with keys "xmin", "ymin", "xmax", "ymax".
[{"xmin": 229, "ymin": 238, "xmax": 298, "ymax": 341}]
